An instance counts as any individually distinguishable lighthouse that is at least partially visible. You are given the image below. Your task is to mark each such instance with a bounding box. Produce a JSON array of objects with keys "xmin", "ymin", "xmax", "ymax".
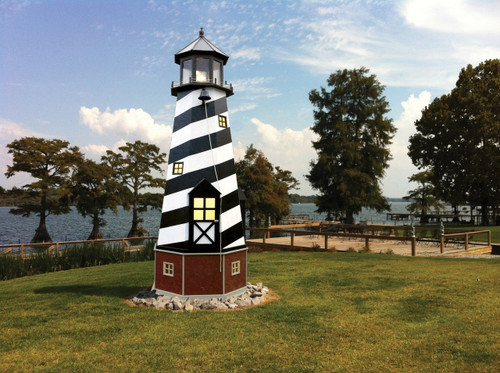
[{"xmin": 153, "ymin": 28, "xmax": 247, "ymax": 299}]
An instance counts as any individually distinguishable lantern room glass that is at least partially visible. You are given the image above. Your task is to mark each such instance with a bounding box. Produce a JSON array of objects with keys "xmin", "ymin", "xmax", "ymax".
[
  {"xmin": 196, "ymin": 57, "xmax": 210, "ymax": 82},
  {"xmin": 182, "ymin": 59, "xmax": 192, "ymax": 84},
  {"xmin": 213, "ymin": 60, "xmax": 221, "ymax": 84}
]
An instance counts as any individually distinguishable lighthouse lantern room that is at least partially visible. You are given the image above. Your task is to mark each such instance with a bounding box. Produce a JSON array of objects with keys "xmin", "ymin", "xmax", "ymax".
[{"xmin": 153, "ymin": 28, "xmax": 247, "ymax": 299}]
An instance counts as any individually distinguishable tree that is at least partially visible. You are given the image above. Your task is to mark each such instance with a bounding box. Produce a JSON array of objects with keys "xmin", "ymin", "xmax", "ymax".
[
  {"xmin": 307, "ymin": 67, "xmax": 396, "ymax": 224},
  {"xmin": 408, "ymin": 59, "xmax": 500, "ymax": 225},
  {"xmin": 236, "ymin": 145, "xmax": 298, "ymax": 226},
  {"xmin": 403, "ymin": 171, "xmax": 444, "ymax": 223},
  {"xmin": 71, "ymin": 159, "xmax": 123, "ymax": 240},
  {"xmin": 102, "ymin": 140, "xmax": 167, "ymax": 237},
  {"xmin": 5, "ymin": 137, "xmax": 83, "ymax": 242}
]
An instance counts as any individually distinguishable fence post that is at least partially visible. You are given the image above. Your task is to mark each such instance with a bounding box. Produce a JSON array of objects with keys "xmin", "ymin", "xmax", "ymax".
[
  {"xmin": 21, "ymin": 244, "xmax": 24, "ymax": 258},
  {"xmin": 324, "ymin": 233, "xmax": 328, "ymax": 251},
  {"xmin": 262, "ymin": 230, "xmax": 266, "ymax": 244},
  {"xmin": 488, "ymin": 231, "xmax": 491, "ymax": 247},
  {"xmin": 410, "ymin": 221, "xmax": 416, "ymax": 256},
  {"xmin": 365, "ymin": 237, "xmax": 370, "ymax": 250},
  {"xmin": 440, "ymin": 222, "xmax": 445, "ymax": 254},
  {"xmin": 56, "ymin": 242, "xmax": 59, "ymax": 256},
  {"xmin": 465, "ymin": 233, "xmax": 469, "ymax": 251},
  {"xmin": 291, "ymin": 231, "xmax": 295, "ymax": 248},
  {"xmin": 122, "ymin": 239, "xmax": 126, "ymax": 248}
]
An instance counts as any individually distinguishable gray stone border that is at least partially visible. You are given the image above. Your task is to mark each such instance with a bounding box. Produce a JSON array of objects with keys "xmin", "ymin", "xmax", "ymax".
[{"xmin": 128, "ymin": 282, "xmax": 270, "ymax": 311}]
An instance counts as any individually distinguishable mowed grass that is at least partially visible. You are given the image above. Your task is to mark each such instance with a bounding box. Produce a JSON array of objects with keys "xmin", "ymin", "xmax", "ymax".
[{"xmin": 0, "ymin": 252, "xmax": 499, "ymax": 372}]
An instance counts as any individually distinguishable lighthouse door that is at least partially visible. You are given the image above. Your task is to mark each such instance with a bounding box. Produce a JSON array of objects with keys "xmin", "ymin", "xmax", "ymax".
[{"xmin": 189, "ymin": 180, "xmax": 220, "ymax": 249}]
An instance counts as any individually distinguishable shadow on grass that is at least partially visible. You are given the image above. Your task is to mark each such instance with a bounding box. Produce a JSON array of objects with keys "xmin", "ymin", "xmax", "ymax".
[{"xmin": 34, "ymin": 285, "xmax": 145, "ymax": 298}]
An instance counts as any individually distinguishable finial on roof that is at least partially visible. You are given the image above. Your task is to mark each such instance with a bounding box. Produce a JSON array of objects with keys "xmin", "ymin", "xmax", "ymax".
[{"xmin": 199, "ymin": 27, "xmax": 204, "ymax": 36}]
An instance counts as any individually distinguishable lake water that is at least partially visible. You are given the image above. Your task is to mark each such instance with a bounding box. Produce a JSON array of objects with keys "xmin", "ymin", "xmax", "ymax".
[{"xmin": 0, "ymin": 202, "xmax": 411, "ymax": 245}]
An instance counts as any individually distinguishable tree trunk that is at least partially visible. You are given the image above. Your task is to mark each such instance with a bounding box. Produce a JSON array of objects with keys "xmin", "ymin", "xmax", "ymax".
[
  {"xmin": 87, "ymin": 213, "xmax": 103, "ymax": 240},
  {"xmin": 480, "ymin": 202, "xmax": 489, "ymax": 226},
  {"xmin": 32, "ymin": 212, "xmax": 52, "ymax": 243},
  {"xmin": 452, "ymin": 204, "xmax": 460, "ymax": 223},
  {"xmin": 127, "ymin": 191, "xmax": 144, "ymax": 237},
  {"xmin": 345, "ymin": 210, "xmax": 354, "ymax": 225}
]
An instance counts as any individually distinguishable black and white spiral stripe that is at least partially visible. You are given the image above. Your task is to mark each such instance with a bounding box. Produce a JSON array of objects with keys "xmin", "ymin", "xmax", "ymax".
[{"xmin": 157, "ymin": 87, "xmax": 245, "ymax": 252}]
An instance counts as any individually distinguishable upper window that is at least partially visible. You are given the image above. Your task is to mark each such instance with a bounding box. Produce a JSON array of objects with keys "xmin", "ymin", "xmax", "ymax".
[
  {"xmin": 193, "ymin": 197, "xmax": 216, "ymax": 221},
  {"xmin": 182, "ymin": 59, "xmax": 192, "ymax": 84},
  {"xmin": 196, "ymin": 57, "xmax": 210, "ymax": 82},
  {"xmin": 213, "ymin": 60, "xmax": 222, "ymax": 84},
  {"xmin": 173, "ymin": 162, "xmax": 184, "ymax": 175},
  {"xmin": 218, "ymin": 115, "xmax": 227, "ymax": 128}
]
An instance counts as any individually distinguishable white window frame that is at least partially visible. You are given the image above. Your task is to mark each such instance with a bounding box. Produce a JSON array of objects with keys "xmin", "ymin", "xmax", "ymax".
[
  {"xmin": 163, "ymin": 262, "xmax": 174, "ymax": 277},
  {"xmin": 231, "ymin": 260, "xmax": 240, "ymax": 276}
]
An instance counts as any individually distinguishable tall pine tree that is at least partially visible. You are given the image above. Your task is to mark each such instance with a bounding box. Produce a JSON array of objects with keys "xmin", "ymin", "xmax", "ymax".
[{"xmin": 307, "ymin": 68, "xmax": 396, "ymax": 223}]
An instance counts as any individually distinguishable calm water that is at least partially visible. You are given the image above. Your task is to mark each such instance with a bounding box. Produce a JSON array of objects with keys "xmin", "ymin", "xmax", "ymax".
[{"xmin": 0, "ymin": 202, "xmax": 411, "ymax": 245}]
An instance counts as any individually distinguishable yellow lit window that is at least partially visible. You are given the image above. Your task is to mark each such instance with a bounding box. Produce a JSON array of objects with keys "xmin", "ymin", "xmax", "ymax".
[
  {"xmin": 218, "ymin": 115, "xmax": 227, "ymax": 127},
  {"xmin": 231, "ymin": 261, "xmax": 240, "ymax": 276},
  {"xmin": 192, "ymin": 197, "xmax": 216, "ymax": 221},
  {"xmin": 173, "ymin": 162, "xmax": 184, "ymax": 174},
  {"xmin": 163, "ymin": 262, "xmax": 174, "ymax": 277}
]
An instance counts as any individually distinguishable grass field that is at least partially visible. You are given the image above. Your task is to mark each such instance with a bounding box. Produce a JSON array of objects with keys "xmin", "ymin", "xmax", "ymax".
[{"xmin": 0, "ymin": 252, "xmax": 499, "ymax": 372}]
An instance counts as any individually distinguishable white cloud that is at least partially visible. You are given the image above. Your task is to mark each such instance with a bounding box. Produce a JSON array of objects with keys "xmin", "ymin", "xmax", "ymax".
[
  {"xmin": 232, "ymin": 77, "xmax": 280, "ymax": 99},
  {"xmin": 231, "ymin": 47, "xmax": 261, "ymax": 62},
  {"xmin": 401, "ymin": 0, "xmax": 500, "ymax": 35},
  {"xmin": 79, "ymin": 106, "xmax": 173, "ymax": 149},
  {"xmin": 229, "ymin": 103, "xmax": 257, "ymax": 115},
  {"xmin": 0, "ymin": 118, "xmax": 45, "ymax": 189},
  {"xmin": 383, "ymin": 91, "xmax": 432, "ymax": 197},
  {"xmin": 81, "ymin": 140, "xmax": 128, "ymax": 161},
  {"xmin": 250, "ymin": 117, "xmax": 319, "ymax": 195}
]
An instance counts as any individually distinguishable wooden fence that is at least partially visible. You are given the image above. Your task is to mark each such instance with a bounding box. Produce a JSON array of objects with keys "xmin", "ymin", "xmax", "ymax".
[
  {"xmin": 0, "ymin": 236, "xmax": 158, "ymax": 259},
  {"xmin": 247, "ymin": 223, "xmax": 492, "ymax": 256}
]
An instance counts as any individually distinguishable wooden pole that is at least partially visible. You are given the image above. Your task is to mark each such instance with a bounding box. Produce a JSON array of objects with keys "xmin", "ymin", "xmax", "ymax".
[
  {"xmin": 465, "ymin": 233, "xmax": 469, "ymax": 251},
  {"xmin": 56, "ymin": 242, "xmax": 59, "ymax": 256},
  {"xmin": 291, "ymin": 231, "xmax": 295, "ymax": 248},
  {"xmin": 20, "ymin": 244, "xmax": 24, "ymax": 259},
  {"xmin": 324, "ymin": 233, "xmax": 328, "ymax": 251},
  {"xmin": 440, "ymin": 236, "xmax": 444, "ymax": 254},
  {"xmin": 488, "ymin": 231, "xmax": 491, "ymax": 247},
  {"xmin": 365, "ymin": 237, "xmax": 369, "ymax": 250},
  {"xmin": 411, "ymin": 236, "xmax": 416, "ymax": 256}
]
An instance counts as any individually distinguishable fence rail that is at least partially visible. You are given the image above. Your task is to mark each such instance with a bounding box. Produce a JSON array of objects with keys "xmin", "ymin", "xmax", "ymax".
[
  {"xmin": 247, "ymin": 223, "xmax": 492, "ymax": 256},
  {"xmin": 0, "ymin": 236, "xmax": 158, "ymax": 259}
]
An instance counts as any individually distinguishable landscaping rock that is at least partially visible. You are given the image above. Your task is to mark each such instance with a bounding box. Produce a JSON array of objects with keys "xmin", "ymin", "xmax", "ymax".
[{"xmin": 129, "ymin": 282, "xmax": 270, "ymax": 311}]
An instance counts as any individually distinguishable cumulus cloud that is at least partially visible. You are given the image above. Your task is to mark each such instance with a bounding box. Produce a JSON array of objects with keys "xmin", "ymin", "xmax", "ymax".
[
  {"xmin": 79, "ymin": 106, "xmax": 173, "ymax": 146},
  {"xmin": 401, "ymin": 0, "xmax": 500, "ymax": 35},
  {"xmin": 0, "ymin": 118, "xmax": 45, "ymax": 189},
  {"xmin": 382, "ymin": 91, "xmax": 432, "ymax": 197},
  {"xmin": 250, "ymin": 117, "xmax": 319, "ymax": 195}
]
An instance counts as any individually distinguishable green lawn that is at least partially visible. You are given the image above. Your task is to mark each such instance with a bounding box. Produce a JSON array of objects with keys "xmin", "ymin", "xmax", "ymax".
[{"xmin": 0, "ymin": 252, "xmax": 499, "ymax": 372}]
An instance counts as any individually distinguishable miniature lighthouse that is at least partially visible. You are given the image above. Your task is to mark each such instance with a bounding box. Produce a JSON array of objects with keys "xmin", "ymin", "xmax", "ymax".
[{"xmin": 153, "ymin": 28, "xmax": 247, "ymax": 299}]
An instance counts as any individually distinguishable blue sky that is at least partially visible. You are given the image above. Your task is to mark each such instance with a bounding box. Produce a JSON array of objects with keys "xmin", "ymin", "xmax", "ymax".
[{"xmin": 1, "ymin": 0, "xmax": 499, "ymax": 197}]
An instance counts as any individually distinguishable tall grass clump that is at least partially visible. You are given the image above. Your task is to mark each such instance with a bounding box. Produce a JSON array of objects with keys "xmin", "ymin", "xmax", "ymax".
[{"xmin": 0, "ymin": 239, "xmax": 156, "ymax": 281}]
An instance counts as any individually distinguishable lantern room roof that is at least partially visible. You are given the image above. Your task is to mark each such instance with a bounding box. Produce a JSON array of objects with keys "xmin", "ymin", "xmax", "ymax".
[{"xmin": 175, "ymin": 28, "xmax": 229, "ymax": 65}]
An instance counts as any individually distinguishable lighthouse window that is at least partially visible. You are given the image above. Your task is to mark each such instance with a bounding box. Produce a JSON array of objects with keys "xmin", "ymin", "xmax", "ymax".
[
  {"xmin": 163, "ymin": 262, "xmax": 174, "ymax": 277},
  {"xmin": 213, "ymin": 60, "xmax": 222, "ymax": 84},
  {"xmin": 173, "ymin": 162, "xmax": 184, "ymax": 175},
  {"xmin": 196, "ymin": 57, "xmax": 210, "ymax": 82},
  {"xmin": 182, "ymin": 59, "xmax": 192, "ymax": 84},
  {"xmin": 231, "ymin": 261, "xmax": 240, "ymax": 276},
  {"xmin": 218, "ymin": 115, "xmax": 227, "ymax": 128},
  {"xmin": 193, "ymin": 197, "xmax": 216, "ymax": 221}
]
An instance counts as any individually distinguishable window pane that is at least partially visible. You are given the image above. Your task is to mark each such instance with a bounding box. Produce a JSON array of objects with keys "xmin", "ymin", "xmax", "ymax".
[
  {"xmin": 196, "ymin": 58, "xmax": 209, "ymax": 82},
  {"xmin": 193, "ymin": 209, "xmax": 204, "ymax": 220},
  {"xmin": 213, "ymin": 60, "xmax": 221, "ymax": 84},
  {"xmin": 182, "ymin": 59, "xmax": 192, "ymax": 83},
  {"xmin": 205, "ymin": 209, "xmax": 215, "ymax": 221},
  {"xmin": 205, "ymin": 198, "xmax": 216, "ymax": 208},
  {"xmin": 193, "ymin": 198, "xmax": 204, "ymax": 208}
]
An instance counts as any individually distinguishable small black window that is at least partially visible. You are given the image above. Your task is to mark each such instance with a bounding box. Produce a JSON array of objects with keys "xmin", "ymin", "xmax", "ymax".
[
  {"xmin": 173, "ymin": 162, "xmax": 184, "ymax": 175},
  {"xmin": 218, "ymin": 115, "xmax": 227, "ymax": 128}
]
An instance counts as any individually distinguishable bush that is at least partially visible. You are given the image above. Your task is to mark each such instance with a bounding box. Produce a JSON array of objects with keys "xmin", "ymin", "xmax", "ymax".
[{"xmin": 0, "ymin": 239, "xmax": 158, "ymax": 281}]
